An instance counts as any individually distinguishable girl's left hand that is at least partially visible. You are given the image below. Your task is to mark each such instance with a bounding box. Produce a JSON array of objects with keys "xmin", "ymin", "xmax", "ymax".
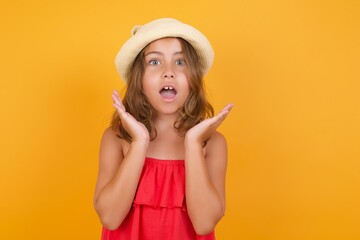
[{"xmin": 185, "ymin": 103, "xmax": 234, "ymax": 145}]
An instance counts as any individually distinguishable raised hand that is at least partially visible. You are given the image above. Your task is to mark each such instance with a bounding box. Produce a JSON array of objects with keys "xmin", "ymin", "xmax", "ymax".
[
  {"xmin": 185, "ymin": 103, "xmax": 234, "ymax": 145},
  {"xmin": 112, "ymin": 90, "xmax": 150, "ymax": 143}
]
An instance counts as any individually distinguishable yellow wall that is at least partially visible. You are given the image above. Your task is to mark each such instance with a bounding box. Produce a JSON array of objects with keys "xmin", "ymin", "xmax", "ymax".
[{"xmin": 1, "ymin": 0, "xmax": 359, "ymax": 239}]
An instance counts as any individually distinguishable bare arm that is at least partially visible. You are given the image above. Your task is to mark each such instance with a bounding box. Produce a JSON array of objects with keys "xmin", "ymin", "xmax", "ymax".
[
  {"xmin": 93, "ymin": 91, "xmax": 150, "ymax": 230},
  {"xmin": 185, "ymin": 104, "xmax": 233, "ymax": 235}
]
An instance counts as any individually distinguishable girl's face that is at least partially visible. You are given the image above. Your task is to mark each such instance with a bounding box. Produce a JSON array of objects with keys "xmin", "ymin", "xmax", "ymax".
[{"xmin": 142, "ymin": 37, "xmax": 190, "ymax": 117}]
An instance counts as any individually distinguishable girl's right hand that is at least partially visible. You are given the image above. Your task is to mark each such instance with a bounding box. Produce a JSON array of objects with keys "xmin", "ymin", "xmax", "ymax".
[{"xmin": 112, "ymin": 90, "xmax": 150, "ymax": 143}]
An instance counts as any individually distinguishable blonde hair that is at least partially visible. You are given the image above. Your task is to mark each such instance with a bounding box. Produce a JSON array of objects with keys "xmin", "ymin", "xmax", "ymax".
[{"xmin": 111, "ymin": 38, "xmax": 214, "ymax": 142}]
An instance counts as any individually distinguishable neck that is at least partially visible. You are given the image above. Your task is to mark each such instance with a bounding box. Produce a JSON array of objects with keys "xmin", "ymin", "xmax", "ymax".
[
  {"xmin": 153, "ymin": 112, "xmax": 179, "ymax": 133},
  {"xmin": 147, "ymin": 112, "xmax": 185, "ymax": 160}
]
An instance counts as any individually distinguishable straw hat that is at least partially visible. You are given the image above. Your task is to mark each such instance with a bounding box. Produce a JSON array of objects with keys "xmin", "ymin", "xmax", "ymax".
[{"xmin": 115, "ymin": 18, "xmax": 214, "ymax": 83}]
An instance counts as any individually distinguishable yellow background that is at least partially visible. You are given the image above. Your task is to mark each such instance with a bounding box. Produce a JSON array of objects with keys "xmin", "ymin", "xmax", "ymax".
[{"xmin": 1, "ymin": 0, "xmax": 359, "ymax": 239}]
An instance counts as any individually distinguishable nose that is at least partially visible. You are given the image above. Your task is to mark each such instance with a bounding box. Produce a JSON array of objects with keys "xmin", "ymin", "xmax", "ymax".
[
  {"xmin": 162, "ymin": 64, "xmax": 175, "ymax": 79},
  {"xmin": 163, "ymin": 73, "xmax": 174, "ymax": 78}
]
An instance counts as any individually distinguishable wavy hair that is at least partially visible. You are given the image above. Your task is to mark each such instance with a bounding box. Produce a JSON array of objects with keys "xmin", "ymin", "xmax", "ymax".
[{"xmin": 110, "ymin": 38, "xmax": 214, "ymax": 142}]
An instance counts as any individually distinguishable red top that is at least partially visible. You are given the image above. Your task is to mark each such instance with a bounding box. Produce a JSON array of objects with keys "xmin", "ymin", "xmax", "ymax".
[{"xmin": 101, "ymin": 157, "xmax": 215, "ymax": 240}]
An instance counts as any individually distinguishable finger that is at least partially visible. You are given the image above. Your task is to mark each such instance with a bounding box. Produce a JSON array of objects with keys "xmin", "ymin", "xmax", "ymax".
[
  {"xmin": 216, "ymin": 103, "xmax": 233, "ymax": 119},
  {"xmin": 212, "ymin": 113, "xmax": 228, "ymax": 128},
  {"xmin": 216, "ymin": 103, "xmax": 234, "ymax": 121},
  {"xmin": 113, "ymin": 103, "xmax": 124, "ymax": 114},
  {"xmin": 113, "ymin": 89, "xmax": 121, "ymax": 99},
  {"xmin": 220, "ymin": 103, "xmax": 234, "ymax": 114},
  {"xmin": 112, "ymin": 96, "xmax": 125, "ymax": 112},
  {"xmin": 112, "ymin": 92, "xmax": 125, "ymax": 113},
  {"xmin": 210, "ymin": 104, "xmax": 234, "ymax": 127},
  {"xmin": 112, "ymin": 90, "xmax": 122, "ymax": 103},
  {"xmin": 112, "ymin": 90, "xmax": 125, "ymax": 111},
  {"xmin": 199, "ymin": 112, "xmax": 226, "ymax": 131},
  {"xmin": 111, "ymin": 92, "xmax": 121, "ymax": 105},
  {"xmin": 113, "ymin": 104, "xmax": 131, "ymax": 121}
]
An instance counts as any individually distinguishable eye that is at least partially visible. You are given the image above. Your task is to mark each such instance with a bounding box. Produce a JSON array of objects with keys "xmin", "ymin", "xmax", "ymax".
[
  {"xmin": 149, "ymin": 59, "xmax": 160, "ymax": 65},
  {"xmin": 175, "ymin": 59, "xmax": 186, "ymax": 66}
]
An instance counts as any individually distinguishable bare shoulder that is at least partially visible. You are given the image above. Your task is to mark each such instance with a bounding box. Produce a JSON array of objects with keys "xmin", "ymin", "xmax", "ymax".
[
  {"xmin": 99, "ymin": 127, "xmax": 129, "ymax": 164},
  {"xmin": 101, "ymin": 127, "xmax": 122, "ymax": 145},
  {"xmin": 94, "ymin": 127, "xmax": 128, "ymax": 201},
  {"xmin": 99, "ymin": 127, "xmax": 129, "ymax": 176},
  {"xmin": 209, "ymin": 131, "xmax": 227, "ymax": 144},
  {"xmin": 206, "ymin": 131, "xmax": 227, "ymax": 154},
  {"xmin": 204, "ymin": 132, "xmax": 228, "ymax": 173},
  {"xmin": 204, "ymin": 131, "xmax": 228, "ymax": 209}
]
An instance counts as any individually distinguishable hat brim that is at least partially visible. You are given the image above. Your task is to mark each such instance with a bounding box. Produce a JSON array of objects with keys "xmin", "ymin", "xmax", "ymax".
[{"xmin": 115, "ymin": 18, "xmax": 214, "ymax": 83}]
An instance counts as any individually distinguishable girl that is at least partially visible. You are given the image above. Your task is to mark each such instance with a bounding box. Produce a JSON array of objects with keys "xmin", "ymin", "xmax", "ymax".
[{"xmin": 94, "ymin": 18, "xmax": 233, "ymax": 240}]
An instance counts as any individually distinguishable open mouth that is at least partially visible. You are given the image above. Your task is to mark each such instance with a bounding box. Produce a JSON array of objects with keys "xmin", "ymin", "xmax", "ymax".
[{"xmin": 159, "ymin": 86, "xmax": 177, "ymax": 99}]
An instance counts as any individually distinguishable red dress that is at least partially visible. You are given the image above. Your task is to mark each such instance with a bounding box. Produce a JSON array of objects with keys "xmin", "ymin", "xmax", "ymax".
[{"xmin": 101, "ymin": 157, "xmax": 215, "ymax": 240}]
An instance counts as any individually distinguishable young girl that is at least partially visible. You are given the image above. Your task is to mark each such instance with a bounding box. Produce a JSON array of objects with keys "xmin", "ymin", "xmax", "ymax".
[{"xmin": 94, "ymin": 18, "xmax": 233, "ymax": 240}]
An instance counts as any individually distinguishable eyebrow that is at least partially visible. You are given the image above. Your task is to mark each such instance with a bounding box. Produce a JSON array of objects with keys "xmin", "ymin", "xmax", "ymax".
[{"xmin": 144, "ymin": 51, "xmax": 183, "ymax": 57}]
